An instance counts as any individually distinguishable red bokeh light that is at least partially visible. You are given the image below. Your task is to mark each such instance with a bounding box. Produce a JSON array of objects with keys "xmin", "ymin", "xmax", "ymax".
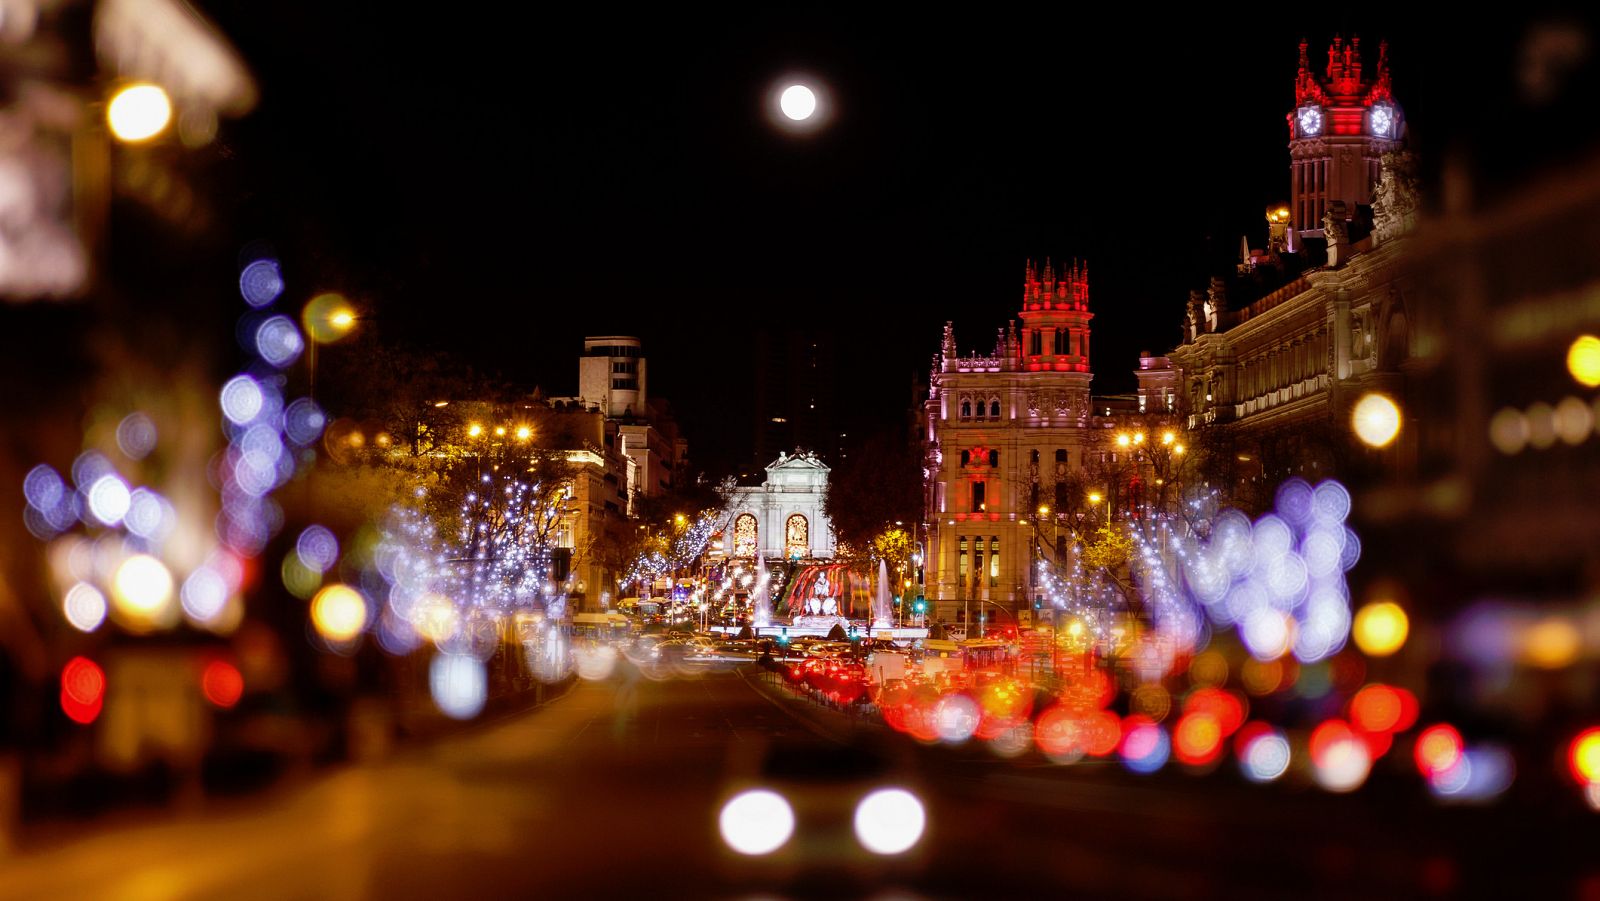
[
  {"xmin": 201, "ymin": 659, "xmax": 245, "ymax": 709},
  {"xmin": 60, "ymin": 656, "xmax": 105, "ymax": 725},
  {"xmin": 1183, "ymin": 687, "xmax": 1246, "ymax": 737},
  {"xmin": 1173, "ymin": 712, "xmax": 1223, "ymax": 766}
]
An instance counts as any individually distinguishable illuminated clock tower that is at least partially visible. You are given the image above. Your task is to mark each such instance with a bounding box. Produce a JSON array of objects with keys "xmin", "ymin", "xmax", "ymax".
[{"xmin": 1287, "ymin": 36, "xmax": 1403, "ymax": 246}]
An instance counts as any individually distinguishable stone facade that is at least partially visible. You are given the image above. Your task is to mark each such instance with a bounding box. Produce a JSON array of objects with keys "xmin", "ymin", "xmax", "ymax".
[{"xmin": 724, "ymin": 451, "xmax": 836, "ymax": 562}]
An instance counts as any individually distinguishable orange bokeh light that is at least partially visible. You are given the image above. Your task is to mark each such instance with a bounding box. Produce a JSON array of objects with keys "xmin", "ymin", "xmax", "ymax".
[
  {"xmin": 1414, "ymin": 723, "xmax": 1464, "ymax": 777},
  {"xmin": 1174, "ymin": 712, "xmax": 1223, "ymax": 766},
  {"xmin": 1568, "ymin": 727, "xmax": 1600, "ymax": 785}
]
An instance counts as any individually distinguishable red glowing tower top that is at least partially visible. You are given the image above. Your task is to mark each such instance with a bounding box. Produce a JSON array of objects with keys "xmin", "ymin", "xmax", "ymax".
[
  {"xmin": 1017, "ymin": 258, "xmax": 1092, "ymax": 373},
  {"xmin": 1287, "ymin": 36, "xmax": 1403, "ymax": 245}
]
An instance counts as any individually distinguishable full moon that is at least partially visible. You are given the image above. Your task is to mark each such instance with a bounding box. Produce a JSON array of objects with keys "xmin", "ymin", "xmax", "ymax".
[{"xmin": 779, "ymin": 84, "xmax": 817, "ymax": 121}]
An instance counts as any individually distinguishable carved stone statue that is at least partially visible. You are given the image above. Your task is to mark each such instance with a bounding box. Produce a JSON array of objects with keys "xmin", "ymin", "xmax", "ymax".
[
  {"xmin": 1323, "ymin": 201, "xmax": 1350, "ymax": 265},
  {"xmin": 1187, "ymin": 289, "xmax": 1207, "ymax": 339},
  {"xmin": 1372, "ymin": 150, "xmax": 1419, "ymax": 245}
]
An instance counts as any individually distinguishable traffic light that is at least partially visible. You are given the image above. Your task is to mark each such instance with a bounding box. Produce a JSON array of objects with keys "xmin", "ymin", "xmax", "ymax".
[
  {"xmin": 1034, "ymin": 596, "xmax": 1042, "ymax": 610},
  {"xmin": 913, "ymin": 597, "xmax": 927, "ymax": 615},
  {"xmin": 778, "ymin": 627, "xmax": 789, "ymax": 645}
]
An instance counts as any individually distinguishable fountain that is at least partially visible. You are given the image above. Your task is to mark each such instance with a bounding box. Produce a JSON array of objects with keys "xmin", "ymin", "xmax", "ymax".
[
  {"xmin": 751, "ymin": 549, "xmax": 772, "ymax": 629},
  {"xmin": 873, "ymin": 559, "xmax": 894, "ymax": 630}
]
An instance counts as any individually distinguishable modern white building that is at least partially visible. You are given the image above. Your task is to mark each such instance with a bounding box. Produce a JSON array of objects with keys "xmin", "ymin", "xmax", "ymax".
[{"xmin": 724, "ymin": 451, "xmax": 836, "ymax": 562}]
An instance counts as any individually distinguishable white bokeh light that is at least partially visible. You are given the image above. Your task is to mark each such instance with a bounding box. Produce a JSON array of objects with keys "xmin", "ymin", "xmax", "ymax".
[
  {"xmin": 853, "ymin": 788, "xmax": 926, "ymax": 855},
  {"xmin": 719, "ymin": 789, "xmax": 794, "ymax": 856}
]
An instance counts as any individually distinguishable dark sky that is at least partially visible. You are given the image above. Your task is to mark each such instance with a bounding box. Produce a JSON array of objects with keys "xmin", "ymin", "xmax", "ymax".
[{"xmin": 200, "ymin": 7, "xmax": 1586, "ymax": 475}]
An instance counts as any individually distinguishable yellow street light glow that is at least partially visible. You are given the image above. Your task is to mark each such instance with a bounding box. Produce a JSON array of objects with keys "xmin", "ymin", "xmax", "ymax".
[
  {"xmin": 1175, "ymin": 444, "xmax": 1185, "ymax": 455},
  {"xmin": 467, "ymin": 423, "xmax": 483, "ymax": 438},
  {"xmin": 107, "ymin": 83, "xmax": 173, "ymax": 142},
  {"xmin": 1134, "ymin": 432, "xmax": 1146, "ymax": 444},
  {"xmin": 310, "ymin": 584, "xmax": 368, "ymax": 643},
  {"xmin": 1568, "ymin": 335, "xmax": 1600, "ymax": 388},
  {"xmin": 303, "ymin": 293, "xmax": 357, "ymax": 343},
  {"xmin": 494, "ymin": 426, "xmax": 506, "ymax": 437},
  {"xmin": 1038, "ymin": 505, "xmax": 1050, "ymax": 515},
  {"xmin": 1352, "ymin": 601, "xmax": 1409, "ymax": 657},
  {"xmin": 516, "ymin": 426, "xmax": 532, "ymax": 441},
  {"xmin": 1088, "ymin": 492, "xmax": 1102, "ymax": 504},
  {"xmin": 1116, "ymin": 434, "xmax": 1131, "ymax": 448},
  {"xmin": 1162, "ymin": 431, "xmax": 1175, "ymax": 445},
  {"xmin": 113, "ymin": 554, "xmax": 174, "ymax": 618},
  {"xmin": 1352, "ymin": 393, "xmax": 1402, "ymax": 448},
  {"xmin": 433, "ymin": 401, "xmax": 449, "ymax": 408}
]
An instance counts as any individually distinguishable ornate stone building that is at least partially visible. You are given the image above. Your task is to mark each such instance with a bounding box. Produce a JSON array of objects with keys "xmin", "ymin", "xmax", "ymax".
[
  {"xmin": 723, "ymin": 451, "xmax": 836, "ymax": 563},
  {"xmin": 1166, "ymin": 38, "xmax": 1420, "ymax": 507},
  {"xmin": 921, "ymin": 263, "xmax": 1177, "ymax": 624}
]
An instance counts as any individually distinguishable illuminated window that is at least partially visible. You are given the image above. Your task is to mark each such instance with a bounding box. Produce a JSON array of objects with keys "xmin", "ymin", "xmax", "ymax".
[
  {"xmin": 733, "ymin": 513, "xmax": 757, "ymax": 557},
  {"xmin": 785, "ymin": 514, "xmax": 808, "ymax": 559},
  {"xmin": 958, "ymin": 537, "xmax": 969, "ymax": 586},
  {"xmin": 989, "ymin": 537, "xmax": 1000, "ymax": 580},
  {"xmin": 973, "ymin": 543, "xmax": 984, "ymax": 586}
]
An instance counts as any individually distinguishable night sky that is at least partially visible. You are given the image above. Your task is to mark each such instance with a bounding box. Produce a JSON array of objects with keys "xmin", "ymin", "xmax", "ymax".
[{"xmin": 202, "ymin": 8, "xmax": 1576, "ymax": 475}]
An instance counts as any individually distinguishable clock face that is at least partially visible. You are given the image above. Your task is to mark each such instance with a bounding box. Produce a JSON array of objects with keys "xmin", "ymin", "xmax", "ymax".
[
  {"xmin": 1370, "ymin": 105, "xmax": 1394, "ymax": 137},
  {"xmin": 1297, "ymin": 106, "xmax": 1323, "ymax": 136}
]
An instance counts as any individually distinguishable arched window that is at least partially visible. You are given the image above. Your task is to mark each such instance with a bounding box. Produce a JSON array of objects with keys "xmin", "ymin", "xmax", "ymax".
[
  {"xmin": 732, "ymin": 513, "xmax": 758, "ymax": 557},
  {"xmin": 1055, "ymin": 449, "xmax": 1067, "ymax": 463},
  {"xmin": 989, "ymin": 399, "xmax": 1000, "ymax": 418},
  {"xmin": 960, "ymin": 450, "xmax": 970, "ymax": 466},
  {"xmin": 1029, "ymin": 331, "xmax": 1042, "ymax": 355},
  {"xmin": 1054, "ymin": 328, "xmax": 1067, "ymax": 354},
  {"xmin": 988, "ymin": 450, "xmax": 999, "ymax": 467},
  {"xmin": 1030, "ymin": 449, "xmax": 1040, "ymax": 463},
  {"xmin": 960, "ymin": 401, "xmax": 972, "ymax": 418},
  {"xmin": 785, "ymin": 514, "xmax": 808, "ymax": 559}
]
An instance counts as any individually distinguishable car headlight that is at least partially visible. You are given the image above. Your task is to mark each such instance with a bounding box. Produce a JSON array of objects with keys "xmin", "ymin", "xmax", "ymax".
[
  {"xmin": 719, "ymin": 789, "xmax": 794, "ymax": 856},
  {"xmin": 853, "ymin": 787, "xmax": 925, "ymax": 855}
]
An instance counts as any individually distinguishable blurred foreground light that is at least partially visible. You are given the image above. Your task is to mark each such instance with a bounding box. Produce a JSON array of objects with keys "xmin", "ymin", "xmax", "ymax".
[
  {"xmin": 933, "ymin": 692, "xmax": 980, "ymax": 743},
  {"xmin": 311, "ymin": 584, "xmax": 367, "ymax": 643},
  {"xmin": 1352, "ymin": 601, "xmax": 1408, "ymax": 657},
  {"xmin": 1429, "ymin": 746, "xmax": 1514, "ymax": 803},
  {"xmin": 255, "ymin": 315, "xmax": 304, "ymax": 368},
  {"xmin": 60, "ymin": 656, "xmax": 105, "ymax": 724},
  {"xmin": 854, "ymin": 788, "xmax": 926, "ymax": 855},
  {"xmin": 1415, "ymin": 723, "xmax": 1465, "ymax": 777},
  {"xmin": 1351, "ymin": 392, "xmax": 1401, "ymax": 448},
  {"xmin": 719, "ymin": 789, "xmax": 794, "ymax": 856},
  {"xmin": 201, "ymin": 659, "xmax": 244, "ymax": 709},
  {"xmin": 63, "ymin": 582, "xmax": 107, "ymax": 632},
  {"xmin": 1119, "ymin": 716, "xmax": 1170, "ymax": 774},
  {"xmin": 181, "ymin": 566, "xmax": 229, "ymax": 624},
  {"xmin": 239, "ymin": 259, "xmax": 284, "ymax": 308},
  {"xmin": 1522, "ymin": 617, "xmax": 1581, "ymax": 669},
  {"xmin": 1569, "ymin": 727, "xmax": 1600, "ymax": 785},
  {"xmin": 1237, "ymin": 725, "xmax": 1291, "ymax": 782},
  {"xmin": 1568, "ymin": 335, "xmax": 1600, "ymax": 388},
  {"xmin": 430, "ymin": 653, "xmax": 487, "ymax": 719},
  {"xmin": 116, "ymin": 412, "xmax": 158, "ymax": 460},
  {"xmin": 113, "ymin": 554, "xmax": 174, "ymax": 622},
  {"xmin": 107, "ymin": 83, "xmax": 172, "ymax": 142},
  {"xmin": 86, "ymin": 474, "xmax": 131, "ymax": 526},
  {"xmin": 1310, "ymin": 720, "xmax": 1372, "ymax": 792},
  {"xmin": 296, "ymin": 525, "xmax": 339, "ymax": 573},
  {"xmin": 220, "ymin": 375, "xmax": 264, "ymax": 425}
]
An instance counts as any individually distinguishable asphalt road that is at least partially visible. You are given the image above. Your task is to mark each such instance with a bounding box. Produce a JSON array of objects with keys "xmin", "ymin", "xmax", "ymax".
[{"xmin": 4, "ymin": 666, "xmax": 1598, "ymax": 899}]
